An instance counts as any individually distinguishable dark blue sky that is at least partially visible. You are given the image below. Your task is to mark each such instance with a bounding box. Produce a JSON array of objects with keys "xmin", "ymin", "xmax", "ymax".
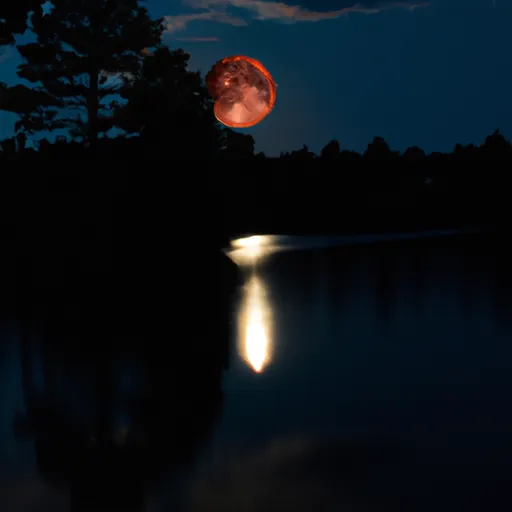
[{"xmin": 0, "ymin": 0, "xmax": 510, "ymax": 156}]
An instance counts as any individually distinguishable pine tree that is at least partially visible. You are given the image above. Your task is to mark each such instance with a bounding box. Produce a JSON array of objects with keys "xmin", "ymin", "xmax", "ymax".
[
  {"xmin": 0, "ymin": 1, "xmax": 44, "ymax": 45},
  {"xmin": 14, "ymin": 0, "xmax": 162, "ymax": 145},
  {"xmin": 114, "ymin": 45, "xmax": 225, "ymax": 158}
]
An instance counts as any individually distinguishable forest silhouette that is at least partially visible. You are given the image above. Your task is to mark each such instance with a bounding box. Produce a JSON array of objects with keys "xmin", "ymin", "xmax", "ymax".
[
  {"xmin": 1, "ymin": 1, "xmax": 512, "ymax": 164},
  {"xmin": 0, "ymin": 0, "xmax": 508, "ymax": 241}
]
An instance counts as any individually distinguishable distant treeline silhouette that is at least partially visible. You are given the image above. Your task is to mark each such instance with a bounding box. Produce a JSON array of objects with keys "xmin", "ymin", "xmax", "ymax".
[
  {"xmin": 0, "ymin": 0, "xmax": 509, "ymax": 239},
  {"xmin": 1, "ymin": 1, "xmax": 512, "ymax": 164},
  {"xmin": 1, "ymin": 129, "xmax": 512, "ymax": 162}
]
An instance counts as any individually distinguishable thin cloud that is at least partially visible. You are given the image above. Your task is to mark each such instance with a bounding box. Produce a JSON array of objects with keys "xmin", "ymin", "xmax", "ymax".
[
  {"xmin": 173, "ymin": 37, "xmax": 221, "ymax": 42},
  {"xmin": 166, "ymin": 0, "xmax": 428, "ymax": 34},
  {"xmin": 164, "ymin": 10, "xmax": 247, "ymax": 34}
]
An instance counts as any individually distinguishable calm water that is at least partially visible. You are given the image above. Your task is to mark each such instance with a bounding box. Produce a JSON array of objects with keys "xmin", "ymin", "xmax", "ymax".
[
  {"xmin": 2, "ymin": 230, "xmax": 512, "ymax": 511},
  {"xmin": 195, "ymin": 231, "xmax": 512, "ymax": 511}
]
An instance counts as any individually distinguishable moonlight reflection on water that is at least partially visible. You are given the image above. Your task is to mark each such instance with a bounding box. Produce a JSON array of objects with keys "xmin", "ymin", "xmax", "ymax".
[
  {"xmin": 240, "ymin": 274, "xmax": 272, "ymax": 373},
  {"xmin": 227, "ymin": 236, "xmax": 273, "ymax": 373}
]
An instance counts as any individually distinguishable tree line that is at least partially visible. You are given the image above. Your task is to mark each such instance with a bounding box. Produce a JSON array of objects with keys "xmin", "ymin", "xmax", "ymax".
[
  {"xmin": 0, "ymin": 1, "xmax": 510, "ymax": 238},
  {"xmin": 1, "ymin": 1, "xmax": 512, "ymax": 163},
  {"xmin": 0, "ymin": 0, "xmax": 257, "ymax": 160}
]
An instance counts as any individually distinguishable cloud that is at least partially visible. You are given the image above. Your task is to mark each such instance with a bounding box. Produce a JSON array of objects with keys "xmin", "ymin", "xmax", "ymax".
[
  {"xmin": 163, "ymin": 10, "xmax": 247, "ymax": 34},
  {"xmin": 173, "ymin": 37, "xmax": 221, "ymax": 42},
  {"xmin": 165, "ymin": 0, "xmax": 428, "ymax": 34}
]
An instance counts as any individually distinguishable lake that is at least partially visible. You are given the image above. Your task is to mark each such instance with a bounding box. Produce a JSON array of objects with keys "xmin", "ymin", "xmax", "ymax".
[{"xmin": 2, "ymin": 229, "xmax": 512, "ymax": 511}]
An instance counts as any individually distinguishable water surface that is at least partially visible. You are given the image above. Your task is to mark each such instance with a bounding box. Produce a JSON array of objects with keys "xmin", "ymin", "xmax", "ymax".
[
  {"xmin": 2, "ymin": 229, "xmax": 512, "ymax": 511},
  {"xmin": 194, "ymin": 230, "xmax": 512, "ymax": 511}
]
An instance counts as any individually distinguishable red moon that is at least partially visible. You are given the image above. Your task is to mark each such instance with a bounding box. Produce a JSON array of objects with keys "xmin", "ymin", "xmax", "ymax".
[{"xmin": 206, "ymin": 55, "xmax": 277, "ymax": 129}]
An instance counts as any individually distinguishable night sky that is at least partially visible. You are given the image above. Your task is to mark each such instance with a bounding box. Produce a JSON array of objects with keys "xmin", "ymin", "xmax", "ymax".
[{"xmin": 0, "ymin": 0, "xmax": 510, "ymax": 156}]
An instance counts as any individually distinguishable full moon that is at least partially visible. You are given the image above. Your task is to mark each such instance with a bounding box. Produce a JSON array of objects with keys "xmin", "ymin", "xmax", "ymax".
[{"xmin": 206, "ymin": 55, "xmax": 277, "ymax": 129}]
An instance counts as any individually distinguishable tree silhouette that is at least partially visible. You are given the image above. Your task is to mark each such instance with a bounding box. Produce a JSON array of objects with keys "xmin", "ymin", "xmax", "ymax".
[
  {"xmin": 11, "ymin": 0, "xmax": 162, "ymax": 146},
  {"xmin": 403, "ymin": 145, "xmax": 425, "ymax": 160},
  {"xmin": 114, "ymin": 45, "xmax": 259, "ymax": 159},
  {"xmin": 114, "ymin": 45, "xmax": 224, "ymax": 159},
  {"xmin": 364, "ymin": 136, "xmax": 398, "ymax": 160},
  {"xmin": 320, "ymin": 139, "xmax": 341, "ymax": 160},
  {"xmin": 0, "ymin": 1, "xmax": 44, "ymax": 45},
  {"xmin": 220, "ymin": 129, "xmax": 255, "ymax": 159},
  {"xmin": 281, "ymin": 144, "xmax": 316, "ymax": 160},
  {"xmin": 481, "ymin": 129, "xmax": 512, "ymax": 159},
  {"xmin": 0, "ymin": 81, "xmax": 56, "ymax": 118}
]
